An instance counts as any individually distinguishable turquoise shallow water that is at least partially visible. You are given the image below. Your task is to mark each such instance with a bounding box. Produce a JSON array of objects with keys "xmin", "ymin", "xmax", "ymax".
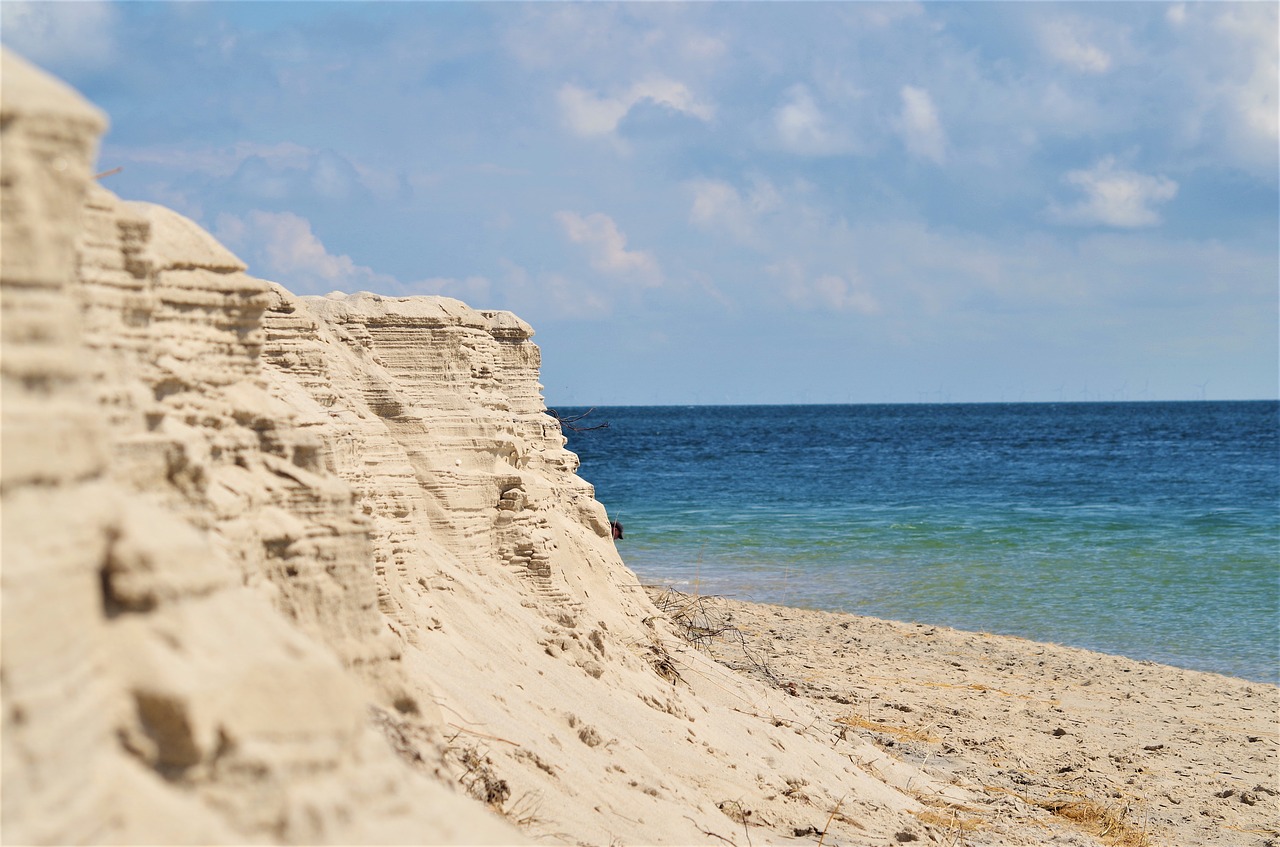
[{"xmin": 559, "ymin": 402, "xmax": 1280, "ymax": 683}]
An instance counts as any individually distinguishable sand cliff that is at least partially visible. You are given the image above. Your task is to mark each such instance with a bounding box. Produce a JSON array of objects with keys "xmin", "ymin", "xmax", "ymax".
[{"xmin": 1, "ymin": 50, "xmax": 949, "ymax": 846}]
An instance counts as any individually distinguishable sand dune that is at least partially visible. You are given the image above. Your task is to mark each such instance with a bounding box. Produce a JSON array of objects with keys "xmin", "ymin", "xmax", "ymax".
[{"xmin": 2, "ymin": 49, "xmax": 1275, "ymax": 846}]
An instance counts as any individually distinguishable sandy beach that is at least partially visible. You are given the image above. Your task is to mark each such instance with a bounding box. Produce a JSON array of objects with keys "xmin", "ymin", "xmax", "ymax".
[{"xmin": 647, "ymin": 587, "xmax": 1279, "ymax": 846}]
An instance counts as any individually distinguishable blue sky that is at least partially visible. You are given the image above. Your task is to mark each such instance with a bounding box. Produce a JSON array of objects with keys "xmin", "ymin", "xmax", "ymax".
[{"xmin": 6, "ymin": 1, "xmax": 1277, "ymax": 404}]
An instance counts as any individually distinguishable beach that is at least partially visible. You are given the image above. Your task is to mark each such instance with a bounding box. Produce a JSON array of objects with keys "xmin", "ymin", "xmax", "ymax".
[{"xmin": 649, "ymin": 587, "xmax": 1279, "ymax": 846}]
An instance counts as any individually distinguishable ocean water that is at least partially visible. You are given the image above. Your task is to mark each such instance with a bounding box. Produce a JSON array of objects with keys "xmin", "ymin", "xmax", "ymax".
[{"xmin": 558, "ymin": 402, "xmax": 1280, "ymax": 684}]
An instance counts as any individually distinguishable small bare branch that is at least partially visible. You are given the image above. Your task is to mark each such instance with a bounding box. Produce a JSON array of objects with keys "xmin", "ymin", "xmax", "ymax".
[{"xmin": 548, "ymin": 407, "xmax": 610, "ymax": 432}]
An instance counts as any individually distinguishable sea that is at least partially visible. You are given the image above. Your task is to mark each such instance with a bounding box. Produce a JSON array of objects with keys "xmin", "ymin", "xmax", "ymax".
[{"xmin": 557, "ymin": 401, "xmax": 1279, "ymax": 684}]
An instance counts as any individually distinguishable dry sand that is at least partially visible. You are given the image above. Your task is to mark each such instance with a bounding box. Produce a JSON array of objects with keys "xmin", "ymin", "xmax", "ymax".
[{"xmin": 648, "ymin": 587, "xmax": 1279, "ymax": 846}]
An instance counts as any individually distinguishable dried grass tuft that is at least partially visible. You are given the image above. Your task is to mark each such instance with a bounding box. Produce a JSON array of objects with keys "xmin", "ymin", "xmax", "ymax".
[
  {"xmin": 650, "ymin": 587, "xmax": 739, "ymax": 648},
  {"xmin": 834, "ymin": 714, "xmax": 939, "ymax": 743},
  {"xmin": 1042, "ymin": 799, "xmax": 1150, "ymax": 847},
  {"xmin": 983, "ymin": 786, "xmax": 1151, "ymax": 847},
  {"xmin": 913, "ymin": 809, "xmax": 982, "ymax": 831},
  {"xmin": 648, "ymin": 587, "xmax": 778, "ymax": 684}
]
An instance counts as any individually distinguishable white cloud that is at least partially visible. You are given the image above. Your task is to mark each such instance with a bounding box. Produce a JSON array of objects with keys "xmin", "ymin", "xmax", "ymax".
[
  {"xmin": 1048, "ymin": 158, "xmax": 1178, "ymax": 228},
  {"xmin": 1160, "ymin": 2, "xmax": 1278, "ymax": 174},
  {"xmin": 214, "ymin": 210, "xmax": 393, "ymax": 293},
  {"xmin": 772, "ymin": 262, "xmax": 881, "ymax": 315},
  {"xmin": 1039, "ymin": 18, "xmax": 1112, "ymax": 74},
  {"xmin": 1213, "ymin": 5, "xmax": 1280, "ymax": 157},
  {"xmin": 501, "ymin": 4, "xmax": 620, "ymax": 70},
  {"xmin": 557, "ymin": 76, "xmax": 713, "ymax": 139},
  {"xmin": 555, "ymin": 211, "xmax": 661, "ymax": 284},
  {"xmin": 690, "ymin": 180, "xmax": 746, "ymax": 231},
  {"xmin": 688, "ymin": 177, "xmax": 782, "ymax": 243},
  {"xmin": 2, "ymin": 0, "xmax": 119, "ymax": 69},
  {"xmin": 809, "ymin": 273, "xmax": 881, "ymax": 315},
  {"xmin": 898, "ymin": 85, "xmax": 947, "ymax": 165},
  {"xmin": 557, "ymin": 86, "xmax": 632, "ymax": 137},
  {"xmin": 489, "ymin": 261, "xmax": 609, "ymax": 320},
  {"xmin": 682, "ymin": 34, "xmax": 727, "ymax": 62},
  {"xmin": 846, "ymin": 2, "xmax": 926, "ymax": 29},
  {"xmin": 772, "ymin": 85, "xmax": 847, "ymax": 155},
  {"xmin": 542, "ymin": 271, "xmax": 611, "ymax": 319}
]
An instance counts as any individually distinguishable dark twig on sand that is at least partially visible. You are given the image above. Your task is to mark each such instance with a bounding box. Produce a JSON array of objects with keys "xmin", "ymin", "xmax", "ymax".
[{"xmin": 649, "ymin": 587, "xmax": 779, "ymax": 685}]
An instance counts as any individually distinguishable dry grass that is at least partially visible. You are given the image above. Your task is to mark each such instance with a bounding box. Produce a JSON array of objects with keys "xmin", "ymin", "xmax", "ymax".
[
  {"xmin": 913, "ymin": 808, "xmax": 985, "ymax": 835},
  {"xmin": 649, "ymin": 587, "xmax": 739, "ymax": 648},
  {"xmin": 450, "ymin": 744, "xmax": 511, "ymax": 808},
  {"xmin": 863, "ymin": 675, "xmax": 1021, "ymax": 698},
  {"xmin": 834, "ymin": 713, "xmax": 939, "ymax": 743},
  {"xmin": 647, "ymin": 587, "xmax": 779, "ymax": 684},
  {"xmin": 504, "ymin": 790, "xmax": 545, "ymax": 828},
  {"xmin": 1225, "ymin": 825, "xmax": 1280, "ymax": 837},
  {"xmin": 983, "ymin": 786, "xmax": 1151, "ymax": 847},
  {"xmin": 1043, "ymin": 799, "xmax": 1150, "ymax": 847}
]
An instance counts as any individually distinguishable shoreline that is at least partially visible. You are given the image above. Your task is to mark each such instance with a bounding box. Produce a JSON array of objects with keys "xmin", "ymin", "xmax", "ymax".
[
  {"xmin": 648, "ymin": 587, "xmax": 1280, "ymax": 847},
  {"xmin": 641, "ymin": 578, "xmax": 1277, "ymax": 686}
]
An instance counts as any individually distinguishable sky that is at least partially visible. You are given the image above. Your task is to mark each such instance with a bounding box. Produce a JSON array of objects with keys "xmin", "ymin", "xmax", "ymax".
[{"xmin": 5, "ymin": 1, "xmax": 1277, "ymax": 405}]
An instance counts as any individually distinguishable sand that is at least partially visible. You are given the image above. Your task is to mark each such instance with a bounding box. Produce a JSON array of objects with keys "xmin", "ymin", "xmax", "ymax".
[
  {"xmin": 649, "ymin": 587, "xmax": 1279, "ymax": 846},
  {"xmin": 3, "ymin": 47, "xmax": 1277, "ymax": 847}
]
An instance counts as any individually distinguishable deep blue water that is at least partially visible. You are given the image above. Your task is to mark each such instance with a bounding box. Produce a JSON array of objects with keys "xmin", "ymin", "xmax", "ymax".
[{"xmin": 558, "ymin": 402, "xmax": 1280, "ymax": 683}]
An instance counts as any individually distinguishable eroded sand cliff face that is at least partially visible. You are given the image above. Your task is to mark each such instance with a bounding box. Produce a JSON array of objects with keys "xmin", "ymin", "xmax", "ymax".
[
  {"xmin": 1, "ymin": 49, "xmax": 520, "ymax": 846},
  {"xmin": 2, "ymin": 51, "xmax": 965, "ymax": 845}
]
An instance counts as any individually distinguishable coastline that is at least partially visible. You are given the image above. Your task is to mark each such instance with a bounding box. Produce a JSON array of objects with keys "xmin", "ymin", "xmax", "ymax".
[
  {"xmin": 566, "ymin": 402, "xmax": 1280, "ymax": 687},
  {"xmin": 649, "ymin": 587, "xmax": 1279, "ymax": 847}
]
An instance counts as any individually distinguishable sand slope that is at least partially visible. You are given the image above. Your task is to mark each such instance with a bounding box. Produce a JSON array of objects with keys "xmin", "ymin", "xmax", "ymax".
[{"xmin": 2, "ymin": 49, "xmax": 1275, "ymax": 847}]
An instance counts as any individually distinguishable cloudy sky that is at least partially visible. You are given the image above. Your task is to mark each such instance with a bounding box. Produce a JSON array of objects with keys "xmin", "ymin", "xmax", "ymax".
[{"xmin": 7, "ymin": 1, "xmax": 1277, "ymax": 404}]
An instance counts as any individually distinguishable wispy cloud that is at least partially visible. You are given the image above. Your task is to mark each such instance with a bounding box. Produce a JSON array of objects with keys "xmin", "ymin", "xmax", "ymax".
[
  {"xmin": 898, "ymin": 85, "xmax": 946, "ymax": 165},
  {"xmin": 776, "ymin": 263, "xmax": 881, "ymax": 315},
  {"xmin": 771, "ymin": 85, "xmax": 854, "ymax": 156},
  {"xmin": 2, "ymin": 0, "xmax": 119, "ymax": 70},
  {"xmin": 1038, "ymin": 18, "xmax": 1113, "ymax": 74},
  {"xmin": 215, "ymin": 210, "xmax": 393, "ymax": 293},
  {"xmin": 106, "ymin": 141, "xmax": 406, "ymax": 207},
  {"xmin": 489, "ymin": 261, "xmax": 610, "ymax": 320},
  {"xmin": 558, "ymin": 76, "xmax": 713, "ymax": 140},
  {"xmin": 555, "ymin": 211, "xmax": 661, "ymax": 284},
  {"xmin": 1212, "ymin": 4, "xmax": 1280, "ymax": 162},
  {"xmin": 687, "ymin": 177, "xmax": 782, "ymax": 243},
  {"xmin": 1048, "ymin": 157, "xmax": 1178, "ymax": 228}
]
